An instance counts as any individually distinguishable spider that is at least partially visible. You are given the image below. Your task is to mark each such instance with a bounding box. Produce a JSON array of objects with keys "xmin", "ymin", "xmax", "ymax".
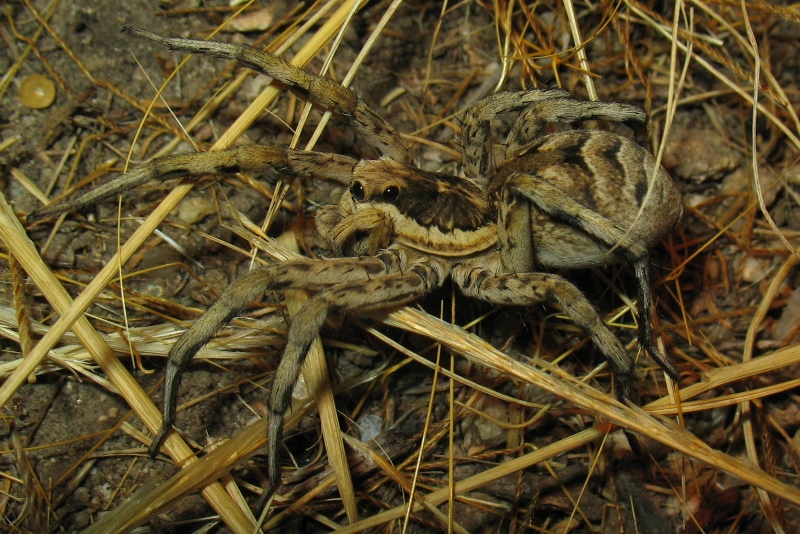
[{"xmin": 30, "ymin": 27, "xmax": 684, "ymax": 503}]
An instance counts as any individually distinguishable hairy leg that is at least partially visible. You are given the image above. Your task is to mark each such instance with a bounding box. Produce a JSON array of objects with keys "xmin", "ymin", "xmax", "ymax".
[
  {"xmin": 124, "ymin": 27, "xmax": 411, "ymax": 164},
  {"xmin": 500, "ymin": 173, "xmax": 678, "ymax": 378},
  {"xmin": 29, "ymin": 147, "xmax": 358, "ymax": 221},
  {"xmin": 263, "ymin": 255, "xmax": 447, "ymax": 498},
  {"xmin": 454, "ymin": 262, "xmax": 633, "ymax": 397},
  {"xmin": 633, "ymin": 259, "xmax": 679, "ymax": 378},
  {"xmin": 506, "ymin": 171, "xmax": 650, "ymax": 258},
  {"xmin": 147, "ymin": 250, "xmax": 448, "ymax": 502},
  {"xmin": 147, "ymin": 254, "xmax": 397, "ymax": 456},
  {"xmin": 505, "ymin": 99, "xmax": 647, "ymax": 158},
  {"xmin": 460, "ymin": 89, "xmax": 568, "ymax": 186}
]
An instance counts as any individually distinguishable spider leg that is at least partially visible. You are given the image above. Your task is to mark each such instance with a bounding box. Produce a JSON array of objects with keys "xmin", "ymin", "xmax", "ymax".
[
  {"xmin": 147, "ymin": 255, "xmax": 395, "ymax": 456},
  {"xmin": 505, "ymin": 99, "xmax": 648, "ymax": 158},
  {"xmin": 503, "ymin": 172, "xmax": 679, "ymax": 378},
  {"xmin": 461, "ymin": 90, "xmax": 569, "ymax": 186},
  {"xmin": 454, "ymin": 261, "xmax": 633, "ymax": 396},
  {"xmin": 29, "ymin": 147, "xmax": 357, "ymax": 221},
  {"xmin": 507, "ymin": 172, "xmax": 649, "ymax": 259},
  {"xmin": 264, "ymin": 254, "xmax": 447, "ymax": 498},
  {"xmin": 123, "ymin": 27, "xmax": 412, "ymax": 164},
  {"xmin": 633, "ymin": 259, "xmax": 679, "ymax": 378},
  {"xmin": 148, "ymin": 250, "xmax": 448, "ymax": 500}
]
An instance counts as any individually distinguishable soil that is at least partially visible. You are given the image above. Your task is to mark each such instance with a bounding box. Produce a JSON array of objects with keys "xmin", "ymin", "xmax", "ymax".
[{"xmin": 2, "ymin": 0, "xmax": 800, "ymax": 533}]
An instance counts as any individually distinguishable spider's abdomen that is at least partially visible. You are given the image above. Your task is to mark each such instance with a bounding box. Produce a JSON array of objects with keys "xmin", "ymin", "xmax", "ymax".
[{"xmin": 491, "ymin": 129, "xmax": 683, "ymax": 269}]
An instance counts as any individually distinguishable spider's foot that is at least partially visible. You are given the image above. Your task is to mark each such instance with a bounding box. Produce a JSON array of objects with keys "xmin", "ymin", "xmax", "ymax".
[{"xmin": 148, "ymin": 425, "xmax": 172, "ymax": 458}]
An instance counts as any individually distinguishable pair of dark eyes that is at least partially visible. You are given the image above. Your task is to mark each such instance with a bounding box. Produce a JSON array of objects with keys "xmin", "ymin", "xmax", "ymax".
[{"xmin": 350, "ymin": 181, "xmax": 400, "ymax": 202}]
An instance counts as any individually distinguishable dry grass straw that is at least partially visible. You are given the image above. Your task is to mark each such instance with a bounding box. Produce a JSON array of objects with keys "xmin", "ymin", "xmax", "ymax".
[{"xmin": 3, "ymin": 0, "xmax": 800, "ymax": 531}]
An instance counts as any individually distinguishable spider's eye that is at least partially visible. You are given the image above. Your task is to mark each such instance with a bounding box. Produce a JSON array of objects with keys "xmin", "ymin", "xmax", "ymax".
[
  {"xmin": 382, "ymin": 185, "xmax": 399, "ymax": 202},
  {"xmin": 350, "ymin": 181, "xmax": 365, "ymax": 201}
]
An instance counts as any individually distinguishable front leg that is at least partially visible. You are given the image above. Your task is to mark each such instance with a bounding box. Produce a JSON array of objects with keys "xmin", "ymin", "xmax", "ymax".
[
  {"xmin": 454, "ymin": 262, "xmax": 634, "ymax": 397},
  {"xmin": 149, "ymin": 250, "xmax": 448, "ymax": 504},
  {"xmin": 124, "ymin": 27, "xmax": 412, "ymax": 164},
  {"xmin": 148, "ymin": 255, "xmax": 397, "ymax": 457},
  {"xmin": 29, "ymin": 147, "xmax": 358, "ymax": 221},
  {"xmin": 263, "ymin": 253, "xmax": 447, "ymax": 500}
]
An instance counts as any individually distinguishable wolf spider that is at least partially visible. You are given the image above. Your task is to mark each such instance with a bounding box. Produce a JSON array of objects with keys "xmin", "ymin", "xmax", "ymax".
[{"xmin": 30, "ymin": 27, "xmax": 684, "ymax": 502}]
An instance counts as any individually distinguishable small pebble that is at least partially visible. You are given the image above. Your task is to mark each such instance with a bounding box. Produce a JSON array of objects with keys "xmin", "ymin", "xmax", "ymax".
[
  {"xmin": 19, "ymin": 74, "xmax": 56, "ymax": 109},
  {"xmin": 740, "ymin": 256, "xmax": 767, "ymax": 283},
  {"xmin": 178, "ymin": 196, "xmax": 216, "ymax": 224}
]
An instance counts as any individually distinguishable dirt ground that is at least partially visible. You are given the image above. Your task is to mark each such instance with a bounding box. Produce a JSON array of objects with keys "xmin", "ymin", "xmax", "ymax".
[{"xmin": 2, "ymin": 0, "xmax": 800, "ymax": 532}]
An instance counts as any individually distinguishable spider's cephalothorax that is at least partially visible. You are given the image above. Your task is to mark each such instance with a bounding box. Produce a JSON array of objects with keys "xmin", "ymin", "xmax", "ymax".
[{"xmin": 30, "ymin": 27, "xmax": 684, "ymax": 503}]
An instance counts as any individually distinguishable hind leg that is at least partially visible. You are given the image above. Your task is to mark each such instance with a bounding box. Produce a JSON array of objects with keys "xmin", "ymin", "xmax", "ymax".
[{"xmin": 455, "ymin": 262, "xmax": 634, "ymax": 397}]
